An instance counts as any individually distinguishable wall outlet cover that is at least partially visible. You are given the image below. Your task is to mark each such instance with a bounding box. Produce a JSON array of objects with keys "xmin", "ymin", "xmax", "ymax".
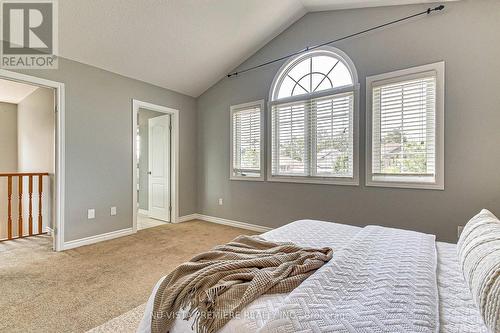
[
  {"xmin": 87, "ymin": 209, "xmax": 95, "ymax": 219},
  {"xmin": 110, "ymin": 206, "xmax": 117, "ymax": 216},
  {"xmin": 218, "ymin": 198, "xmax": 223, "ymax": 205}
]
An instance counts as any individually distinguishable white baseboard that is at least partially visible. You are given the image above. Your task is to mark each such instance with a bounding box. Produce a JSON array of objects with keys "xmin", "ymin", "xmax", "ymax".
[
  {"xmin": 177, "ymin": 214, "xmax": 199, "ymax": 223},
  {"xmin": 63, "ymin": 227, "xmax": 134, "ymax": 250},
  {"xmin": 196, "ymin": 214, "xmax": 272, "ymax": 233},
  {"xmin": 61, "ymin": 214, "xmax": 270, "ymax": 251},
  {"xmin": 138, "ymin": 209, "xmax": 149, "ymax": 216},
  {"xmin": 45, "ymin": 226, "xmax": 53, "ymax": 235}
]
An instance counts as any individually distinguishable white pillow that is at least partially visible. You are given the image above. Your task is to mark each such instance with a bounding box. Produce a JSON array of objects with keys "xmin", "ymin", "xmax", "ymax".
[{"xmin": 457, "ymin": 209, "xmax": 500, "ymax": 333}]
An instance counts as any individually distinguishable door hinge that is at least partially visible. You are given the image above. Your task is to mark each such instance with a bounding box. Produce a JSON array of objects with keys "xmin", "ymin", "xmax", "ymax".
[{"xmin": 54, "ymin": 106, "xmax": 58, "ymax": 113}]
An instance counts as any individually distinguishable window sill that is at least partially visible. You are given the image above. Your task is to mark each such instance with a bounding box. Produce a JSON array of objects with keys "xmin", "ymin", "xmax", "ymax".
[
  {"xmin": 229, "ymin": 175, "xmax": 264, "ymax": 182},
  {"xmin": 366, "ymin": 179, "xmax": 444, "ymax": 190},
  {"xmin": 268, "ymin": 175, "xmax": 359, "ymax": 186}
]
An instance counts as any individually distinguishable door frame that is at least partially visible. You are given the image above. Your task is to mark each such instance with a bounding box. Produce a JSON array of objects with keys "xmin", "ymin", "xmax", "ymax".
[
  {"xmin": 132, "ymin": 99, "xmax": 179, "ymax": 232},
  {"xmin": 0, "ymin": 69, "xmax": 65, "ymax": 251}
]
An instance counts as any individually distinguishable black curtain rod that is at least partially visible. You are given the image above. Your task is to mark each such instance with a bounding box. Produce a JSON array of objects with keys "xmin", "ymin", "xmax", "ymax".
[{"xmin": 227, "ymin": 5, "xmax": 445, "ymax": 78}]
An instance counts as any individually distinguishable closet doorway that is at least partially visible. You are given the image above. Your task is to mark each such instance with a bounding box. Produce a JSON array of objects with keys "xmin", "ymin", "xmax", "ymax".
[{"xmin": 132, "ymin": 100, "xmax": 179, "ymax": 231}]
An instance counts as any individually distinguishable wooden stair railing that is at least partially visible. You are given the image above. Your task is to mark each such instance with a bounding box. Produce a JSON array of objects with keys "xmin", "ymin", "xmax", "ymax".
[{"xmin": 0, "ymin": 172, "xmax": 49, "ymax": 242}]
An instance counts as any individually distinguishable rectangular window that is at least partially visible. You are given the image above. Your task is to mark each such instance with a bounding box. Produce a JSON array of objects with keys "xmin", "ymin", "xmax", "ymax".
[
  {"xmin": 230, "ymin": 100, "xmax": 264, "ymax": 181},
  {"xmin": 366, "ymin": 62, "xmax": 444, "ymax": 189},
  {"xmin": 269, "ymin": 91, "xmax": 357, "ymax": 185}
]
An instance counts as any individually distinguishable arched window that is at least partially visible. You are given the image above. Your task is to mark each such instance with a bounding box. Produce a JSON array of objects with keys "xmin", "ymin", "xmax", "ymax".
[{"xmin": 269, "ymin": 47, "xmax": 358, "ymax": 184}]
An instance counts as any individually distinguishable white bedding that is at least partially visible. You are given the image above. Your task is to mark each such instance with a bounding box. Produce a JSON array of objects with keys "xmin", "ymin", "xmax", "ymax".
[{"xmin": 138, "ymin": 220, "xmax": 488, "ymax": 333}]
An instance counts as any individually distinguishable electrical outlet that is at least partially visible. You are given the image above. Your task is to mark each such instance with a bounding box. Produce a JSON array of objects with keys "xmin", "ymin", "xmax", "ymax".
[
  {"xmin": 110, "ymin": 206, "xmax": 117, "ymax": 216},
  {"xmin": 87, "ymin": 209, "xmax": 95, "ymax": 219},
  {"xmin": 218, "ymin": 198, "xmax": 223, "ymax": 206},
  {"xmin": 457, "ymin": 225, "xmax": 464, "ymax": 239}
]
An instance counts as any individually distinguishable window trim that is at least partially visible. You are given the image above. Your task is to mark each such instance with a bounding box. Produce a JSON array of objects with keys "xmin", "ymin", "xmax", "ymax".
[
  {"xmin": 269, "ymin": 48, "xmax": 359, "ymax": 101},
  {"xmin": 229, "ymin": 99, "xmax": 265, "ymax": 181},
  {"xmin": 267, "ymin": 46, "xmax": 359, "ymax": 186},
  {"xmin": 365, "ymin": 62, "xmax": 445, "ymax": 190}
]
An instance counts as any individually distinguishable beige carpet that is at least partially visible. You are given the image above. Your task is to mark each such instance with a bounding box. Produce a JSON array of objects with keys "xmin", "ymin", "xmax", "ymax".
[
  {"xmin": 87, "ymin": 303, "xmax": 146, "ymax": 333},
  {"xmin": 0, "ymin": 220, "xmax": 257, "ymax": 333}
]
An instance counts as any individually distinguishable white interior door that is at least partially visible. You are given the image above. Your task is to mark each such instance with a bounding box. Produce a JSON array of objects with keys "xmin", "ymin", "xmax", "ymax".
[{"xmin": 148, "ymin": 114, "xmax": 171, "ymax": 222}]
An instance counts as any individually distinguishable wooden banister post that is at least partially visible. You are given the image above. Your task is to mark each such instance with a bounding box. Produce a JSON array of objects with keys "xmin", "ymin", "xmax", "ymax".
[
  {"xmin": 28, "ymin": 175, "xmax": 33, "ymax": 236},
  {"xmin": 38, "ymin": 175, "xmax": 43, "ymax": 234},
  {"xmin": 7, "ymin": 176, "xmax": 12, "ymax": 239},
  {"xmin": 18, "ymin": 176, "xmax": 23, "ymax": 237}
]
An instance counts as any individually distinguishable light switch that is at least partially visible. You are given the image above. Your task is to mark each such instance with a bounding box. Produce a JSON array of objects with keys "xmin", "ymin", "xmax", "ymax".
[
  {"xmin": 87, "ymin": 209, "xmax": 95, "ymax": 219},
  {"xmin": 110, "ymin": 206, "xmax": 117, "ymax": 216}
]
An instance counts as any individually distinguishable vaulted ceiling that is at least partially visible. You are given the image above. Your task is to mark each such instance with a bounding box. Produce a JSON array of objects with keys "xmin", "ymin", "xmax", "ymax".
[{"xmin": 58, "ymin": 0, "xmax": 456, "ymax": 97}]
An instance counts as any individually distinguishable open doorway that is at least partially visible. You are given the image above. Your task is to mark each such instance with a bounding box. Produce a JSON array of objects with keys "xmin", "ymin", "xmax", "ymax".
[
  {"xmin": 132, "ymin": 100, "xmax": 179, "ymax": 231},
  {"xmin": 0, "ymin": 78, "xmax": 55, "ymax": 247},
  {"xmin": 0, "ymin": 70, "xmax": 64, "ymax": 251}
]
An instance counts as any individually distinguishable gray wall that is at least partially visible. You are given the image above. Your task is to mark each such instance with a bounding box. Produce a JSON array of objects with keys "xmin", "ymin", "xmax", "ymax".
[
  {"xmin": 0, "ymin": 102, "xmax": 18, "ymax": 239},
  {"xmin": 17, "ymin": 87, "xmax": 55, "ymax": 233},
  {"xmin": 17, "ymin": 87, "xmax": 55, "ymax": 173},
  {"xmin": 0, "ymin": 102, "xmax": 18, "ymax": 172},
  {"xmin": 16, "ymin": 57, "xmax": 197, "ymax": 242},
  {"xmin": 137, "ymin": 108, "xmax": 164, "ymax": 210},
  {"xmin": 197, "ymin": 0, "xmax": 500, "ymax": 243}
]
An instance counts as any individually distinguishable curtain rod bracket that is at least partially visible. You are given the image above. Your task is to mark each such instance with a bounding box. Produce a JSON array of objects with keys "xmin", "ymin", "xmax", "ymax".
[{"xmin": 429, "ymin": 5, "xmax": 445, "ymax": 14}]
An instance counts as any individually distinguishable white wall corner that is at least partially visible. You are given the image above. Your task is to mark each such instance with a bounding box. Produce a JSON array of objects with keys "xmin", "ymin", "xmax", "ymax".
[
  {"xmin": 196, "ymin": 214, "xmax": 272, "ymax": 233},
  {"xmin": 177, "ymin": 213, "xmax": 273, "ymax": 233},
  {"xmin": 177, "ymin": 214, "xmax": 200, "ymax": 223}
]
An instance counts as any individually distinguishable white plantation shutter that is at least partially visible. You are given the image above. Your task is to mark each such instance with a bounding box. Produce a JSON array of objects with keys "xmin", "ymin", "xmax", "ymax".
[
  {"xmin": 313, "ymin": 93, "xmax": 354, "ymax": 177},
  {"xmin": 231, "ymin": 102, "xmax": 263, "ymax": 179},
  {"xmin": 272, "ymin": 101, "xmax": 307, "ymax": 175},
  {"xmin": 372, "ymin": 74, "xmax": 436, "ymax": 182},
  {"xmin": 271, "ymin": 92, "xmax": 354, "ymax": 178}
]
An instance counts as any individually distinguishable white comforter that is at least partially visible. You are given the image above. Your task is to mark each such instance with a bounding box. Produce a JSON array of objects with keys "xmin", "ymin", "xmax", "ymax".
[{"xmin": 138, "ymin": 220, "xmax": 488, "ymax": 333}]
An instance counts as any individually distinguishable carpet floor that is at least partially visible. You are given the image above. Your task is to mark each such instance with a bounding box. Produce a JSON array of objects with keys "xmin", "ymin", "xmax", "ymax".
[{"xmin": 0, "ymin": 220, "xmax": 257, "ymax": 333}]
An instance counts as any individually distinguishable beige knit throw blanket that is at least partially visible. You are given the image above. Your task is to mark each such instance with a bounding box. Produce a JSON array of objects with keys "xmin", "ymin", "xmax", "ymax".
[{"xmin": 151, "ymin": 235, "xmax": 333, "ymax": 333}]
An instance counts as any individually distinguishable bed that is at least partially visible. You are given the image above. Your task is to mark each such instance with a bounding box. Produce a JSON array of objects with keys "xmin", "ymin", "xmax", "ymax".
[{"xmin": 137, "ymin": 219, "xmax": 491, "ymax": 333}]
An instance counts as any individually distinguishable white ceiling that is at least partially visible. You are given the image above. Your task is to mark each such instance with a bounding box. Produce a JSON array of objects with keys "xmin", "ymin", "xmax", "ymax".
[
  {"xmin": 302, "ymin": 0, "xmax": 456, "ymax": 11},
  {"xmin": 0, "ymin": 79, "xmax": 38, "ymax": 104},
  {"xmin": 58, "ymin": 0, "xmax": 456, "ymax": 97}
]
